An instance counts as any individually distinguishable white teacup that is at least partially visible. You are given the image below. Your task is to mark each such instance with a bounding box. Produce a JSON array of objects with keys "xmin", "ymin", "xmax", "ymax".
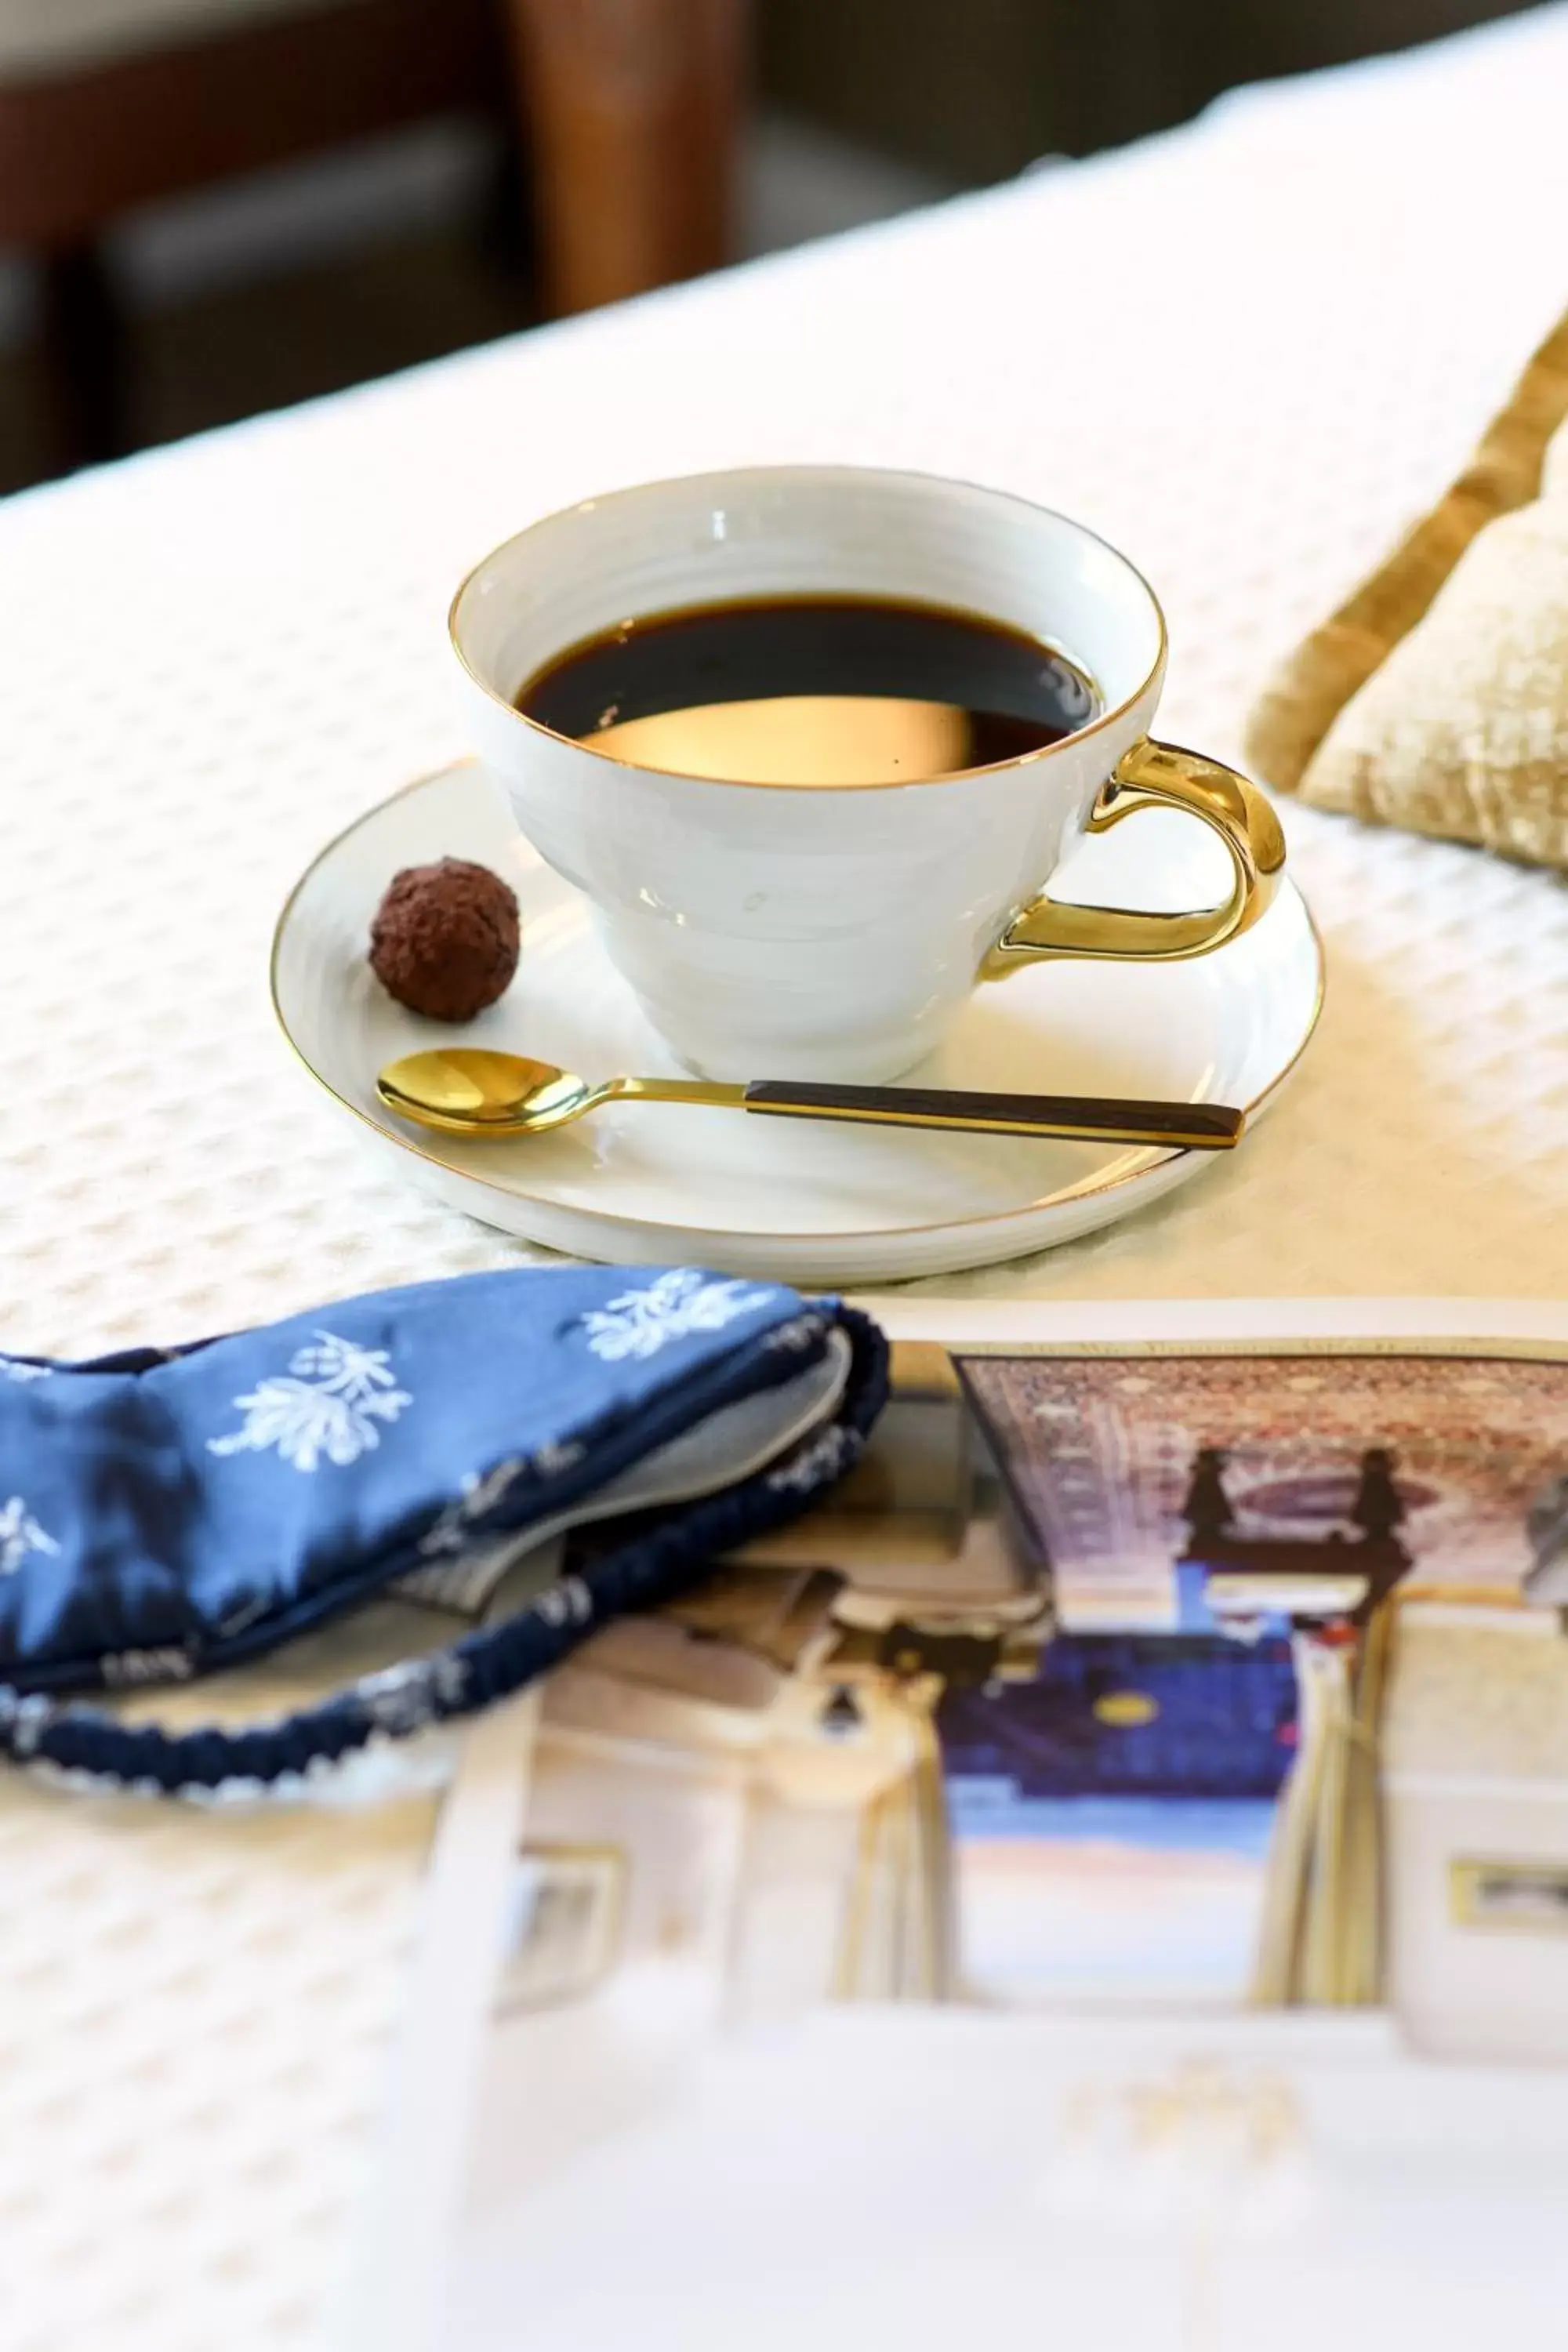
[{"xmin": 451, "ymin": 466, "xmax": 1285, "ymax": 1083}]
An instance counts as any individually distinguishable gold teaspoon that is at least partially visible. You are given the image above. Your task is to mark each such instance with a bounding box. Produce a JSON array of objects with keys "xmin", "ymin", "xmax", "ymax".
[{"xmin": 376, "ymin": 1048, "xmax": 1246, "ymax": 1150}]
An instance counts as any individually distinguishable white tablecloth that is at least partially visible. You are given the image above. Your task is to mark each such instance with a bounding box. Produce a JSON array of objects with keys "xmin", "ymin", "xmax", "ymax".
[{"xmin": 3, "ymin": 10, "xmax": 1568, "ymax": 2346}]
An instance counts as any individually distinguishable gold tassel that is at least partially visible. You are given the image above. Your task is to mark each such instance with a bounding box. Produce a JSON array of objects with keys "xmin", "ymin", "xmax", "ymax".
[
  {"xmin": 1253, "ymin": 1614, "xmax": 1391, "ymax": 2008},
  {"xmin": 832, "ymin": 1679, "xmax": 956, "ymax": 2002}
]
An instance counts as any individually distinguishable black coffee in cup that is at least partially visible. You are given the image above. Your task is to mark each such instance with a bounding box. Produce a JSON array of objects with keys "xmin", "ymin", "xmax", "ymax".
[{"xmin": 516, "ymin": 595, "xmax": 1100, "ymax": 787}]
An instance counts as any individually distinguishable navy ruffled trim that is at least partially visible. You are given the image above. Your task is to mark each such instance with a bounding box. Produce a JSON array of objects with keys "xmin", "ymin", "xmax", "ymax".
[{"xmin": 0, "ymin": 1306, "xmax": 889, "ymax": 1797}]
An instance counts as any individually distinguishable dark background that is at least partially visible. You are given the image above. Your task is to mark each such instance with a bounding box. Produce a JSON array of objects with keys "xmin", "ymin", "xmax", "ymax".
[
  {"xmin": 0, "ymin": 0, "xmax": 1537, "ymax": 495},
  {"xmin": 762, "ymin": 0, "xmax": 1532, "ymax": 176}
]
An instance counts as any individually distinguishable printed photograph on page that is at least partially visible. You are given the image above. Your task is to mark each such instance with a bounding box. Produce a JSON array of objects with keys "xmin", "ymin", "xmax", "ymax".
[
  {"xmin": 421, "ymin": 1312, "xmax": 1568, "ymax": 2346},
  {"xmin": 469, "ymin": 1323, "xmax": 1568, "ymax": 2049}
]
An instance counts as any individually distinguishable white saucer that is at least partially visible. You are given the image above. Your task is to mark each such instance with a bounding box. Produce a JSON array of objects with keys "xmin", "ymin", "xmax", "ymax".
[{"xmin": 271, "ymin": 760, "xmax": 1323, "ymax": 1284}]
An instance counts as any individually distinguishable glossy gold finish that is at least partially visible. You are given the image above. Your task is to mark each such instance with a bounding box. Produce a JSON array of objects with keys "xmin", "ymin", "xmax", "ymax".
[
  {"xmin": 270, "ymin": 763, "xmax": 1325, "ymax": 1250},
  {"xmin": 1093, "ymin": 1691, "xmax": 1160, "ymax": 1729},
  {"xmin": 376, "ymin": 1047, "xmax": 1247, "ymax": 1149},
  {"xmin": 984, "ymin": 735, "xmax": 1288, "ymax": 975},
  {"xmin": 377, "ymin": 1048, "xmax": 728, "ymax": 1137}
]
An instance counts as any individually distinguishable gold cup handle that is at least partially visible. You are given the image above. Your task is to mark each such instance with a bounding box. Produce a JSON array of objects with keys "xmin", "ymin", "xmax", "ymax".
[{"xmin": 983, "ymin": 735, "xmax": 1287, "ymax": 974}]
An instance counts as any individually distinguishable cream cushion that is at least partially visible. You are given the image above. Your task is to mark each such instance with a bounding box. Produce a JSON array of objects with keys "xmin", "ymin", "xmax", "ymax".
[
  {"xmin": 0, "ymin": 0, "xmax": 353, "ymax": 82},
  {"xmin": 1287, "ymin": 413, "xmax": 1568, "ymax": 870},
  {"xmin": 1243, "ymin": 305, "xmax": 1568, "ymax": 811}
]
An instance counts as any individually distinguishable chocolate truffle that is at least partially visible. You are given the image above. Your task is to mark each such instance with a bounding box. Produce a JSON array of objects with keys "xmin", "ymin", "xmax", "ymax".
[{"xmin": 368, "ymin": 858, "xmax": 520, "ymax": 1022}]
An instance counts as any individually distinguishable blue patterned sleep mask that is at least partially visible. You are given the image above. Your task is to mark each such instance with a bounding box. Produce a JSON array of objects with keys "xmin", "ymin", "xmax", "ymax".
[{"xmin": 0, "ymin": 1266, "xmax": 887, "ymax": 1795}]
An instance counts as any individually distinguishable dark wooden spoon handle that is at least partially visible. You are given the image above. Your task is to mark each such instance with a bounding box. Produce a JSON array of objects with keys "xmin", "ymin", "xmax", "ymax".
[{"xmin": 741, "ymin": 1082, "xmax": 1244, "ymax": 1149}]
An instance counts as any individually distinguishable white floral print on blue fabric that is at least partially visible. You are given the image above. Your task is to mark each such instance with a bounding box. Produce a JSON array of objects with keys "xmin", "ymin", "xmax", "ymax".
[
  {"xmin": 415, "ymin": 1437, "xmax": 589, "ymax": 1566},
  {"xmin": 765, "ymin": 1423, "xmax": 858, "ymax": 1496},
  {"xmin": 207, "ymin": 1331, "xmax": 412, "ymax": 1472},
  {"xmin": 580, "ymin": 1270, "xmax": 778, "ymax": 1363},
  {"xmin": 354, "ymin": 1651, "xmax": 469, "ymax": 1736},
  {"xmin": 0, "ymin": 1495, "xmax": 60, "ymax": 1575},
  {"xmin": 532, "ymin": 1436, "xmax": 587, "ymax": 1478},
  {"xmin": 417, "ymin": 1459, "xmax": 527, "ymax": 1560},
  {"xmin": 763, "ymin": 1313, "xmax": 826, "ymax": 1356}
]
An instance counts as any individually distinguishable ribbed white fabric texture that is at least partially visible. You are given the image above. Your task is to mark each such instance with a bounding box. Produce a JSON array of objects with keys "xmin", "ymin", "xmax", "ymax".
[{"xmin": 3, "ymin": 12, "xmax": 1568, "ymax": 2346}]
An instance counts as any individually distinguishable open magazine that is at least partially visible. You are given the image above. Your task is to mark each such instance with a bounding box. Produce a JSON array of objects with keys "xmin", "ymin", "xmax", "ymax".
[{"xmin": 348, "ymin": 1300, "xmax": 1568, "ymax": 2352}]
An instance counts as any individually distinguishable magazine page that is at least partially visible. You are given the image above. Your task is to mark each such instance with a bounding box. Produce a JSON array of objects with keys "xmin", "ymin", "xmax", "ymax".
[{"xmin": 354, "ymin": 1300, "xmax": 1568, "ymax": 2352}]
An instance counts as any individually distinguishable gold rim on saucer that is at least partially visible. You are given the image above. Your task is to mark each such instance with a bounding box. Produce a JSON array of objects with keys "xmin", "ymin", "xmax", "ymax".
[{"xmin": 269, "ymin": 760, "xmax": 1325, "ymax": 1250}]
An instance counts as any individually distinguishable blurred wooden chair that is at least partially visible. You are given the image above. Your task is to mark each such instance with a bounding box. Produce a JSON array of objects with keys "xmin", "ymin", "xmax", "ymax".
[{"xmin": 0, "ymin": 0, "xmax": 747, "ymax": 467}]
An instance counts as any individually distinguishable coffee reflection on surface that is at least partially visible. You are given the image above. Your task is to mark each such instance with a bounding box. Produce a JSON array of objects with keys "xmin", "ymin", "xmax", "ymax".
[{"xmin": 515, "ymin": 596, "xmax": 1100, "ymax": 786}]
